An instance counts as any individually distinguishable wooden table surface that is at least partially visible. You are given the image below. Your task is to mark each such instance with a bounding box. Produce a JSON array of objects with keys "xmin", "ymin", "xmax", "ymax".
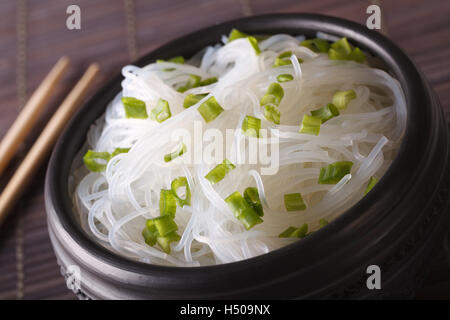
[{"xmin": 0, "ymin": 0, "xmax": 449, "ymax": 300}]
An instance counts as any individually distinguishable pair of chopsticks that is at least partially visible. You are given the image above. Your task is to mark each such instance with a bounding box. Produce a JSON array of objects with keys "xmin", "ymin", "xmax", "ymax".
[{"xmin": 0, "ymin": 57, "xmax": 100, "ymax": 226}]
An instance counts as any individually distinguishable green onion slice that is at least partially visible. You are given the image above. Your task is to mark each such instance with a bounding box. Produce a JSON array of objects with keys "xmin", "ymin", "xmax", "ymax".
[
  {"xmin": 225, "ymin": 191, "xmax": 263, "ymax": 230},
  {"xmin": 332, "ymin": 90, "xmax": 356, "ymax": 110},
  {"xmin": 142, "ymin": 223, "xmax": 158, "ymax": 246},
  {"xmin": 183, "ymin": 93, "xmax": 208, "ymax": 109},
  {"xmin": 300, "ymin": 38, "xmax": 330, "ymax": 53},
  {"xmin": 197, "ymin": 96, "xmax": 224, "ymax": 123},
  {"xmin": 227, "ymin": 29, "xmax": 261, "ymax": 55},
  {"xmin": 284, "ymin": 193, "xmax": 306, "ymax": 211},
  {"xmin": 228, "ymin": 28, "xmax": 249, "ymax": 42},
  {"xmin": 260, "ymin": 82, "xmax": 284, "ymax": 107},
  {"xmin": 328, "ymin": 37, "xmax": 365, "ymax": 63},
  {"xmin": 348, "ymin": 47, "xmax": 365, "ymax": 63},
  {"xmin": 247, "ymin": 36, "xmax": 261, "ymax": 55},
  {"xmin": 156, "ymin": 56, "xmax": 184, "ymax": 71},
  {"xmin": 279, "ymin": 224, "xmax": 308, "ymax": 238},
  {"xmin": 310, "ymin": 103, "xmax": 340, "ymax": 123},
  {"xmin": 318, "ymin": 161, "xmax": 353, "ymax": 184},
  {"xmin": 156, "ymin": 231, "xmax": 181, "ymax": 254},
  {"xmin": 157, "ymin": 56, "xmax": 185, "ymax": 64},
  {"xmin": 177, "ymin": 74, "xmax": 202, "ymax": 93},
  {"xmin": 319, "ymin": 218, "xmax": 329, "ymax": 228},
  {"xmin": 273, "ymin": 57, "xmax": 303, "ymax": 68},
  {"xmin": 199, "ymin": 77, "xmax": 218, "ymax": 86},
  {"xmin": 244, "ymin": 187, "xmax": 264, "ymax": 217},
  {"xmin": 299, "ymin": 114, "xmax": 321, "ymax": 136},
  {"xmin": 242, "ymin": 115, "xmax": 261, "ymax": 138},
  {"xmin": 152, "ymin": 215, "xmax": 178, "ymax": 237},
  {"xmin": 164, "ymin": 143, "xmax": 187, "ymax": 162},
  {"xmin": 122, "ymin": 97, "xmax": 148, "ymax": 119},
  {"xmin": 111, "ymin": 147, "xmax": 130, "ymax": 157},
  {"xmin": 364, "ymin": 176, "xmax": 378, "ymax": 195},
  {"xmin": 331, "ymin": 37, "xmax": 352, "ymax": 55},
  {"xmin": 143, "ymin": 218, "xmax": 180, "ymax": 253},
  {"xmin": 292, "ymin": 224, "xmax": 308, "ymax": 238},
  {"xmin": 150, "ymin": 98, "xmax": 171, "ymax": 123},
  {"xmin": 278, "ymin": 51, "xmax": 292, "ymax": 59},
  {"xmin": 83, "ymin": 150, "xmax": 111, "ymax": 172},
  {"xmin": 279, "ymin": 226, "xmax": 297, "ymax": 238},
  {"xmin": 205, "ymin": 159, "xmax": 236, "ymax": 184},
  {"xmin": 171, "ymin": 176, "xmax": 191, "ymax": 207},
  {"xmin": 264, "ymin": 105, "xmax": 281, "ymax": 125},
  {"xmin": 159, "ymin": 189, "xmax": 177, "ymax": 218},
  {"xmin": 277, "ymin": 73, "xmax": 294, "ymax": 83}
]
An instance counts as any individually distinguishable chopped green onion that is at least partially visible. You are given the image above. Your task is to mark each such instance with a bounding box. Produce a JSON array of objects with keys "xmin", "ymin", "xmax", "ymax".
[
  {"xmin": 142, "ymin": 223, "xmax": 158, "ymax": 246},
  {"xmin": 300, "ymin": 38, "xmax": 330, "ymax": 53},
  {"xmin": 348, "ymin": 47, "xmax": 365, "ymax": 63},
  {"xmin": 111, "ymin": 147, "xmax": 130, "ymax": 157},
  {"xmin": 242, "ymin": 115, "xmax": 261, "ymax": 138},
  {"xmin": 228, "ymin": 28, "xmax": 248, "ymax": 42},
  {"xmin": 159, "ymin": 189, "xmax": 177, "ymax": 218},
  {"xmin": 279, "ymin": 226, "xmax": 297, "ymax": 238},
  {"xmin": 225, "ymin": 191, "xmax": 263, "ymax": 230},
  {"xmin": 328, "ymin": 48, "xmax": 348, "ymax": 61},
  {"xmin": 263, "ymin": 105, "xmax": 281, "ymax": 125},
  {"xmin": 248, "ymin": 36, "xmax": 261, "ymax": 55},
  {"xmin": 273, "ymin": 51, "xmax": 303, "ymax": 67},
  {"xmin": 156, "ymin": 231, "xmax": 181, "ymax": 254},
  {"xmin": 293, "ymin": 224, "xmax": 308, "ymax": 238},
  {"xmin": 197, "ymin": 96, "xmax": 224, "ymax": 123},
  {"xmin": 121, "ymin": 97, "xmax": 148, "ymax": 119},
  {"xmin": 364, "ymin": 176, "xmax": 378, "ymax": 195},
  {"xmin": 279, "ymin": 224, "xmax": 308, "ymax": 238},
  {"xmin": 152, "ymin": 215, "xmax": 178, "ymax": 237},
  {"xmin": 318, "ymin": 161, "xmax": 353, "ymax": 184},
  {"xmin": 177, "ymin": 74, "xmax": 202, "ymax": 93},
  {"xmin": 319, "ymin": 218, "xmax": 329, "ymax": 228},
  {"xmin": 183, "ymin": 93, "xmax": 208, "ymax": 109},
  {"xmin": 332, "ymin": 90, "xmax": 356, "ymax": 110},
  {"xmin": 260, "ymin": 82, "xmax": 284, "ymax": 107},
  {"xmin": 310, "ymin": 103, "xmax": 340, "ymax": 123},
  {"xmin": 273, "ymin": 57, "xmax": 303, "ymax": 68},
  {"xmin": 273, "ymin": 58, "xmax": 291, "ymax": 67},
  {"xmin": 331, "ymin": 37, "xmax": 352, "ymax": 55},
  {"xmin": 164, "ymin": 143, "xmax": 187, "ymax": 162},
  {"xmin": 205, "ymin": 159, "xmax": 236, "ymax": 184},
  {"xmin": 281, "ymin": 51, "xmax": 295, "ymax": 59},
  {"xmin": 157, "ymin": 56, "xmax": 185, "ymax": 64},
  {"xmin": 299, "ymin": 114, "xmax": 321, "ymax": 136},
  {"xmin": 150, "ymin": 98, "xmax": 171, "ymax": 123},
  {"xmin": 143, "ymin": 218, "xmax": 180, "ymax": 253},
  {"xmin": 199, "ymin": 77, "xmax": 218, "ymax": 86},
  {"xmin": 156, "ymin": 56, "xmax": 185, "ymax": 71},
  {"xmin": 277, "ymin": 74, "xmax": 294, "ymax": 83},
  {"xmin": 284, "ymin": 193, "xmax": 306, "ymax": 211},
  {"xmin": 83, "ymin": 150, "xmax": 111, "ymax": 172},
  {"xmin": 171, "ymin": 176, "xmax": 191, "ymax": 207},
  {"xmin": 328, "ymin": 37, "xmax": 365, "ymax": 63},
  {"xmin": 244, "ymin": 187, "xmax": 264, "ymax": 217}
]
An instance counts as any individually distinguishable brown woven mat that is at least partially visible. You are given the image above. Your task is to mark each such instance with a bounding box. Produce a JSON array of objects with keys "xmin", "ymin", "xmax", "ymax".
[{"xmin": 0, "ymin": 0, "xmax": 449, "ymax": 299}]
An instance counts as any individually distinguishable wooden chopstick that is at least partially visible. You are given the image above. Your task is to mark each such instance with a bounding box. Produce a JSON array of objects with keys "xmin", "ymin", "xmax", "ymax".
[
  {"xmin": 0, "ymin": 63, "xmax": 100, "ymax": 227},
  {"xmin": 0, "ymin": 57, "xmax": 70, "ymax": 176}
]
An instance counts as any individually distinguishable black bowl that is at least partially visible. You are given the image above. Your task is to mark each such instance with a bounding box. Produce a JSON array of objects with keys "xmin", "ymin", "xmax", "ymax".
[{"xmin": 45, "ymin": 13, "xmax": 450, "ymax": 299}]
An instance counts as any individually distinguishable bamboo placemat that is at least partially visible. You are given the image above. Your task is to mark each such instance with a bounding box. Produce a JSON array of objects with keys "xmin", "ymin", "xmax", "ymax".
[{"xmin": 0, "ymin": 0, "xmax": 449, "ymax": 299}]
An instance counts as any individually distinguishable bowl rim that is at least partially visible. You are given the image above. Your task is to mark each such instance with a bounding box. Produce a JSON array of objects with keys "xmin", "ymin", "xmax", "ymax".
[{"xmin": 46, "ymin": 13, "xmax": 433, "ymax": 282}]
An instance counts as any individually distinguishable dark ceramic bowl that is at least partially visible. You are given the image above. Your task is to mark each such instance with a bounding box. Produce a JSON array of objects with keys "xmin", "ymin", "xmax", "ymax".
[{"xmin": 45, "ymin": 13, "xmax": 450, "ymax": 299}]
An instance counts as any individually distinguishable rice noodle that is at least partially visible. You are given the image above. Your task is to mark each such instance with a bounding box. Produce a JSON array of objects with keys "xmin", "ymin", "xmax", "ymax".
[{"xmin": 74, "ymin": 33, "xmax": 406, "ymax": 266}]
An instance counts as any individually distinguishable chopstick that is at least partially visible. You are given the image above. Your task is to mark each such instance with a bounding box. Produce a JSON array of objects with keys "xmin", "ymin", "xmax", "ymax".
[
  {"xmin": 0, "ymin": 57, "xmax": 70, "ymax": 176},
  {"xmin": 0, "ymin": 63, "xmax": 100, "ymax": 227}
]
